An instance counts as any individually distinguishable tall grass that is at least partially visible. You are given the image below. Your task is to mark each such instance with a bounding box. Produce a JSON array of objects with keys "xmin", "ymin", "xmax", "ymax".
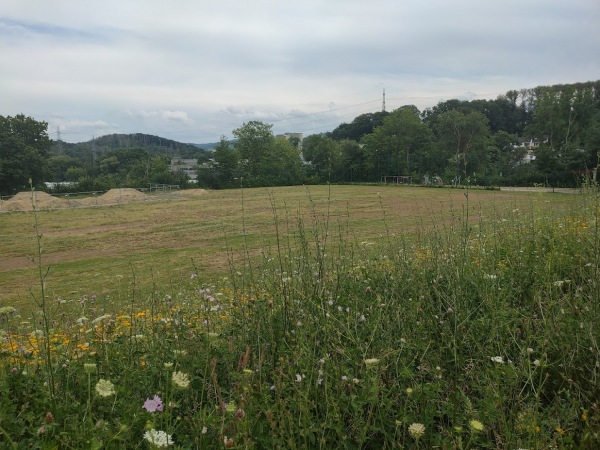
[{"xmin": 0, "ymin": 186, "xmax": 598, "ymax": 448}]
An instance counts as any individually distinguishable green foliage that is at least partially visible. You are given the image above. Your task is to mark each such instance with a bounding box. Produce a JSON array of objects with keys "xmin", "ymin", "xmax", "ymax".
[
  {"xmin": 1, "ymin": 188, "xmax": 599, "ymax": 447},
  {"xmin": 361, "ymin": 107, "xmax": 434, "ymax": 179},
  {"xmin": 0, "ymin": 114, "xmax": 52, "ymax": 195},
  {"xmin": 329, "ymin": 111, "xmax": 389, "ymax": 141},
  {"xmin": 231, "ymin": 121, "xmax": 306, "ymax": 187}
]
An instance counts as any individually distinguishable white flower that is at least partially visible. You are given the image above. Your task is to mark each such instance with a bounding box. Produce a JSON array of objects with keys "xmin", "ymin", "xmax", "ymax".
[
  {"xmin": 484, "ymin": 274, "xmax": 497, "ymax": 280},
  {"xmin": 295, "ymin": 374, "xmax": 304, "ymax": 382},
  {"xmin": 527, "ymin": 347, "xmax": 534, "ymax": 354},
  {"xmin": 76, "ymin": 317, "xmax": 88, "ymax": 326},
  {"xmin": 95, "ymin": 379, "xmax": 115, "ymax": 397},
  {"xmin": 490, "ymin": 356, "xmax": 504, "ymax": 364},
  {"xmin": 341, "ymin": 375, "xmax": 348, "ymax": 381},
  {"xmin": 172, "ymin": 371, "xmax": 191, "ymax": 389},
  {"xmin": 92, "ymin": 314, "xmax": 112, "ymax": 324},
  {"xmin": 353, "ymin": 378, "xmax": 360, "ymax": 384},
  {"xmin": 83, "ymin": 363, "xmax": 97, "ymax": 373},
  {"xmin": 143, "ymin": 429, "xmax": 174, "ymax": 447},
  {"xmin": 201, "ymin": 426, "xmax": 207, "ymax": 434},
  {"xmin": 0, "ymin": 306, "xmax": 17, "ymax": 316},
  {"xmin": 408, "ymin": 422, "xmax": 426, "ymax": 439},
  {"xmin": 533, "ymin": 359, "xmax": 541, "ymax": 367},
  {"xmin": 364, "ymin": 358, "xmax": 380, "ymax": 366}
]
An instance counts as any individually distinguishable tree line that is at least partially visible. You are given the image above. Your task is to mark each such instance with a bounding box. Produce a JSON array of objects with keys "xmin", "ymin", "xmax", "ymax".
[
  {"xmin": 1, "ymin": 80, "xmax": 599, "ymax": 195},
  {"xmin": 205, "ymin": 80, "xmax": 599, "ymax": 188}
]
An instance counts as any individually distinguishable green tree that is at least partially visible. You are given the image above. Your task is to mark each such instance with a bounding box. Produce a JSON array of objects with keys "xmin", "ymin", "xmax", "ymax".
[
  {"xmin": 0, "ymin": 114, "xmax": 52, "ymax": 194},
  {"xmin": 233, "ymin": 121, "xmax": 275, "ymax": 184},
  {"xmin": 301, "ymin": 135, "xmax": 340, "ymax": 182},
  {"xmin": 46, "ymin": 155, "xmax": 82, "ymax": 181},
  {"xmin": 232, "ymin": 121, "xmax": 305, "ymax": 186},
  {"xmin": 211, "ymin": 137, "xmax": 239, "ymax": 187},
  {"xmin": 329, "ymin": 112, "xmax": 389, "ymax": 142},
  {"xmin": 361, "ymin": 107, "xmax": 433, "ymax": 180},
  {"xmin": 435, "ymin": 110, "xmax": 490, "ymax": 181},
  {"xmin": 339, "ymin": 140, "xmax": 365, "ymax": 182}
]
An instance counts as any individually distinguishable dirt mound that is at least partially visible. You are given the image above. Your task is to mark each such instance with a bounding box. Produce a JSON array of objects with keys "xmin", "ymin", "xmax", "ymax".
[
  {"xmin": 77, "ymin": 189, "xmax": 150, "ymax": 206},
  {"xmin": 0, "ymin": 187, "xmax": 207, "ymax": 212},
  {"xmin": 1, "ymin": 191, "xmax": 69, "ymax": 211}
]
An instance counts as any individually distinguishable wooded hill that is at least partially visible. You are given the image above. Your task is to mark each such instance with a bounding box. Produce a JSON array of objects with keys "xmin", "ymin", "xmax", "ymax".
[{"xmin": 56, "ymin": 133, "xmax": 211, "ymax": 160}]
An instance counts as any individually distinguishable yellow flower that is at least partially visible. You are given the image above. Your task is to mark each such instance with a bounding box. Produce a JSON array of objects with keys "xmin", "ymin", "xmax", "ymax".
[{"xmin": 469, "ymin": 419, "xmax": 484, "ymax": 432}]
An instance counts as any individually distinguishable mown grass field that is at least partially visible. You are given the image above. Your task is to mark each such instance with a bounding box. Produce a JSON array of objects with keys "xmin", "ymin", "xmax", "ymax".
[
  {"xmin": 0, "ymin": 185, "xmax": 552, "ymax": 315},
  {"xmin": 0, "ymin": 184, "xmax": 598, "ymax": 449}
]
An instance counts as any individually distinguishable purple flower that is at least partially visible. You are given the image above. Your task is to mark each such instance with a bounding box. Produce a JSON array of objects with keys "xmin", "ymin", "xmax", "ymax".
[{"xmin": 143, "ymin": 395, "xmax": 164, "ymax": 413}]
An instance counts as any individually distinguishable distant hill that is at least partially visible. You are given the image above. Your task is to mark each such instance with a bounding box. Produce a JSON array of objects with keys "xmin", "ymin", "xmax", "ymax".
[
  {"xmin": 55, "ymin": 133, "xmax": 210, "ymax": 159},
  {"xmin": 189, "ymin": 142, "xmax": 219, "ymax": 151}
]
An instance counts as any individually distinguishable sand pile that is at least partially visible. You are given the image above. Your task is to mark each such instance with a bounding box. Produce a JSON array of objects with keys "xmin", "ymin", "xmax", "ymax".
[
  {"xmin": 76, "ymin": 188, "xmax": 150, "ymax": 207},
  {"xmin": 0, "ymin": 188, "xmax": 205, "ymax": 212},
  {"xmin": 1, "ymin": 191, "xmax": 69, "ymax": 211}
]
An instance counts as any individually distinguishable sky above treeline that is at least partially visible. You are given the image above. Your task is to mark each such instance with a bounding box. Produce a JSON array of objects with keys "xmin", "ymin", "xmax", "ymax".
[{"xmin": 2, "ymin": 0, "xmax": 599, "ymax": 144}]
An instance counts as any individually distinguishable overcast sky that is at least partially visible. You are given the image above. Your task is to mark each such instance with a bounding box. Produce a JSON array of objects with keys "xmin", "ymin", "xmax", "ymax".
[{"xmin": 2, "ymin": 0, "xmax": 599, "ymax": 144}]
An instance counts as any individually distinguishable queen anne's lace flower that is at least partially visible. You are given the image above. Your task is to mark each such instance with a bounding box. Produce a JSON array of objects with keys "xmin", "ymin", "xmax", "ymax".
[
  {"xmin": 143, "ymin": 429, "xmax": 173, "ymax": 447},
  {"xmin": 95, "ymin": 379, "xmax": 115, "ymax": 397},
  {"xmin": 172, "ymin": 371, "xmax": 190, "ymax": 389}
]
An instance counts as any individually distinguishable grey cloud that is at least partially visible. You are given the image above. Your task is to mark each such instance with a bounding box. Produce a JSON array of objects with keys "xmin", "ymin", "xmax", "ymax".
[{"xmin": 1, "ymin": 0, "xmax": 599, "ymax": 143}]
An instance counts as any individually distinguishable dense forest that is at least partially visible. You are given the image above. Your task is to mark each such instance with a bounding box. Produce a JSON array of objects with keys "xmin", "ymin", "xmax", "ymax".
[{"xmin": 1, "ymin": 80, "xmax": 599, "ymax": 195}]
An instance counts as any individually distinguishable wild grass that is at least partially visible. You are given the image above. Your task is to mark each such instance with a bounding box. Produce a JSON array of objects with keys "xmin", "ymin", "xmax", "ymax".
[{"xmin": 0, "ymin": 184, "xmax": 598, "ymax": 448}]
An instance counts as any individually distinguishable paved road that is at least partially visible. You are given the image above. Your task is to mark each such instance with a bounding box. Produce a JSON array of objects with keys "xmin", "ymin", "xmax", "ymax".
[{"xmin": 499, "ymin": 186, "xmax": 582, "ymax": 194}]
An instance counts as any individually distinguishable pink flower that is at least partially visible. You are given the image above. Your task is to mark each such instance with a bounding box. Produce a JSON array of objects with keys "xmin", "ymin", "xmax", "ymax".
[{"xmin": 143, "ymin": 395, "xmax": 164, "ymax": 413}]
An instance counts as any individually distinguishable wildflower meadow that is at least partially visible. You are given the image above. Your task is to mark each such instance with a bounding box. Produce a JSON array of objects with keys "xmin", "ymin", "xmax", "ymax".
[{"xmin": 0, "ymin": 184, "xmax": 599, "ymax": 448}]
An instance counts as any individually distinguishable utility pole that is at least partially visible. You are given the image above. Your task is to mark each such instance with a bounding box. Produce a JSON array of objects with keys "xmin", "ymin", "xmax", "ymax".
[{"xmin": 382, "ymin": 88, "xmax": 386, "ymax": 113}]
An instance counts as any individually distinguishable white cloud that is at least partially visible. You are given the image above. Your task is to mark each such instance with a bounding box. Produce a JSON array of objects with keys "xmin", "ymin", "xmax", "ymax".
[{"xmin": 1, "ymin": 0, "xmax": 599, "ymax": 143}]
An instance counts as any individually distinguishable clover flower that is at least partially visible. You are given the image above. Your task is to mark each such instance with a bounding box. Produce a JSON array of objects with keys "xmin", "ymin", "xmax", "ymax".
[
  {"xmin": 143, "ymin": 395, "xmax": 164, "ymax": 413},
  {"xmin": 408, "ymin": 422, "xmax": 426, "ymax": 439},
  {"xmin": 143, "ymin": 429, "xmax": 173, "ymax": 447},
  {"xmin": 172, "ymin": 371, "xmax": 190, "ymax": 389},
  {"xmin": 95, "ymin": 379, "xmax": 115, "ymax": 397}
]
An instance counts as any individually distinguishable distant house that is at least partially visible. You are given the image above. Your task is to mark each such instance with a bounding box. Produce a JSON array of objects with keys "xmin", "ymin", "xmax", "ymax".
[
  {"xmin": 514, "ymin": 138, "xmax": 545, "ymax": 164},
  {"xmin": 170, "ymin": 157, "xmax": 198, "ymax": 180}
]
